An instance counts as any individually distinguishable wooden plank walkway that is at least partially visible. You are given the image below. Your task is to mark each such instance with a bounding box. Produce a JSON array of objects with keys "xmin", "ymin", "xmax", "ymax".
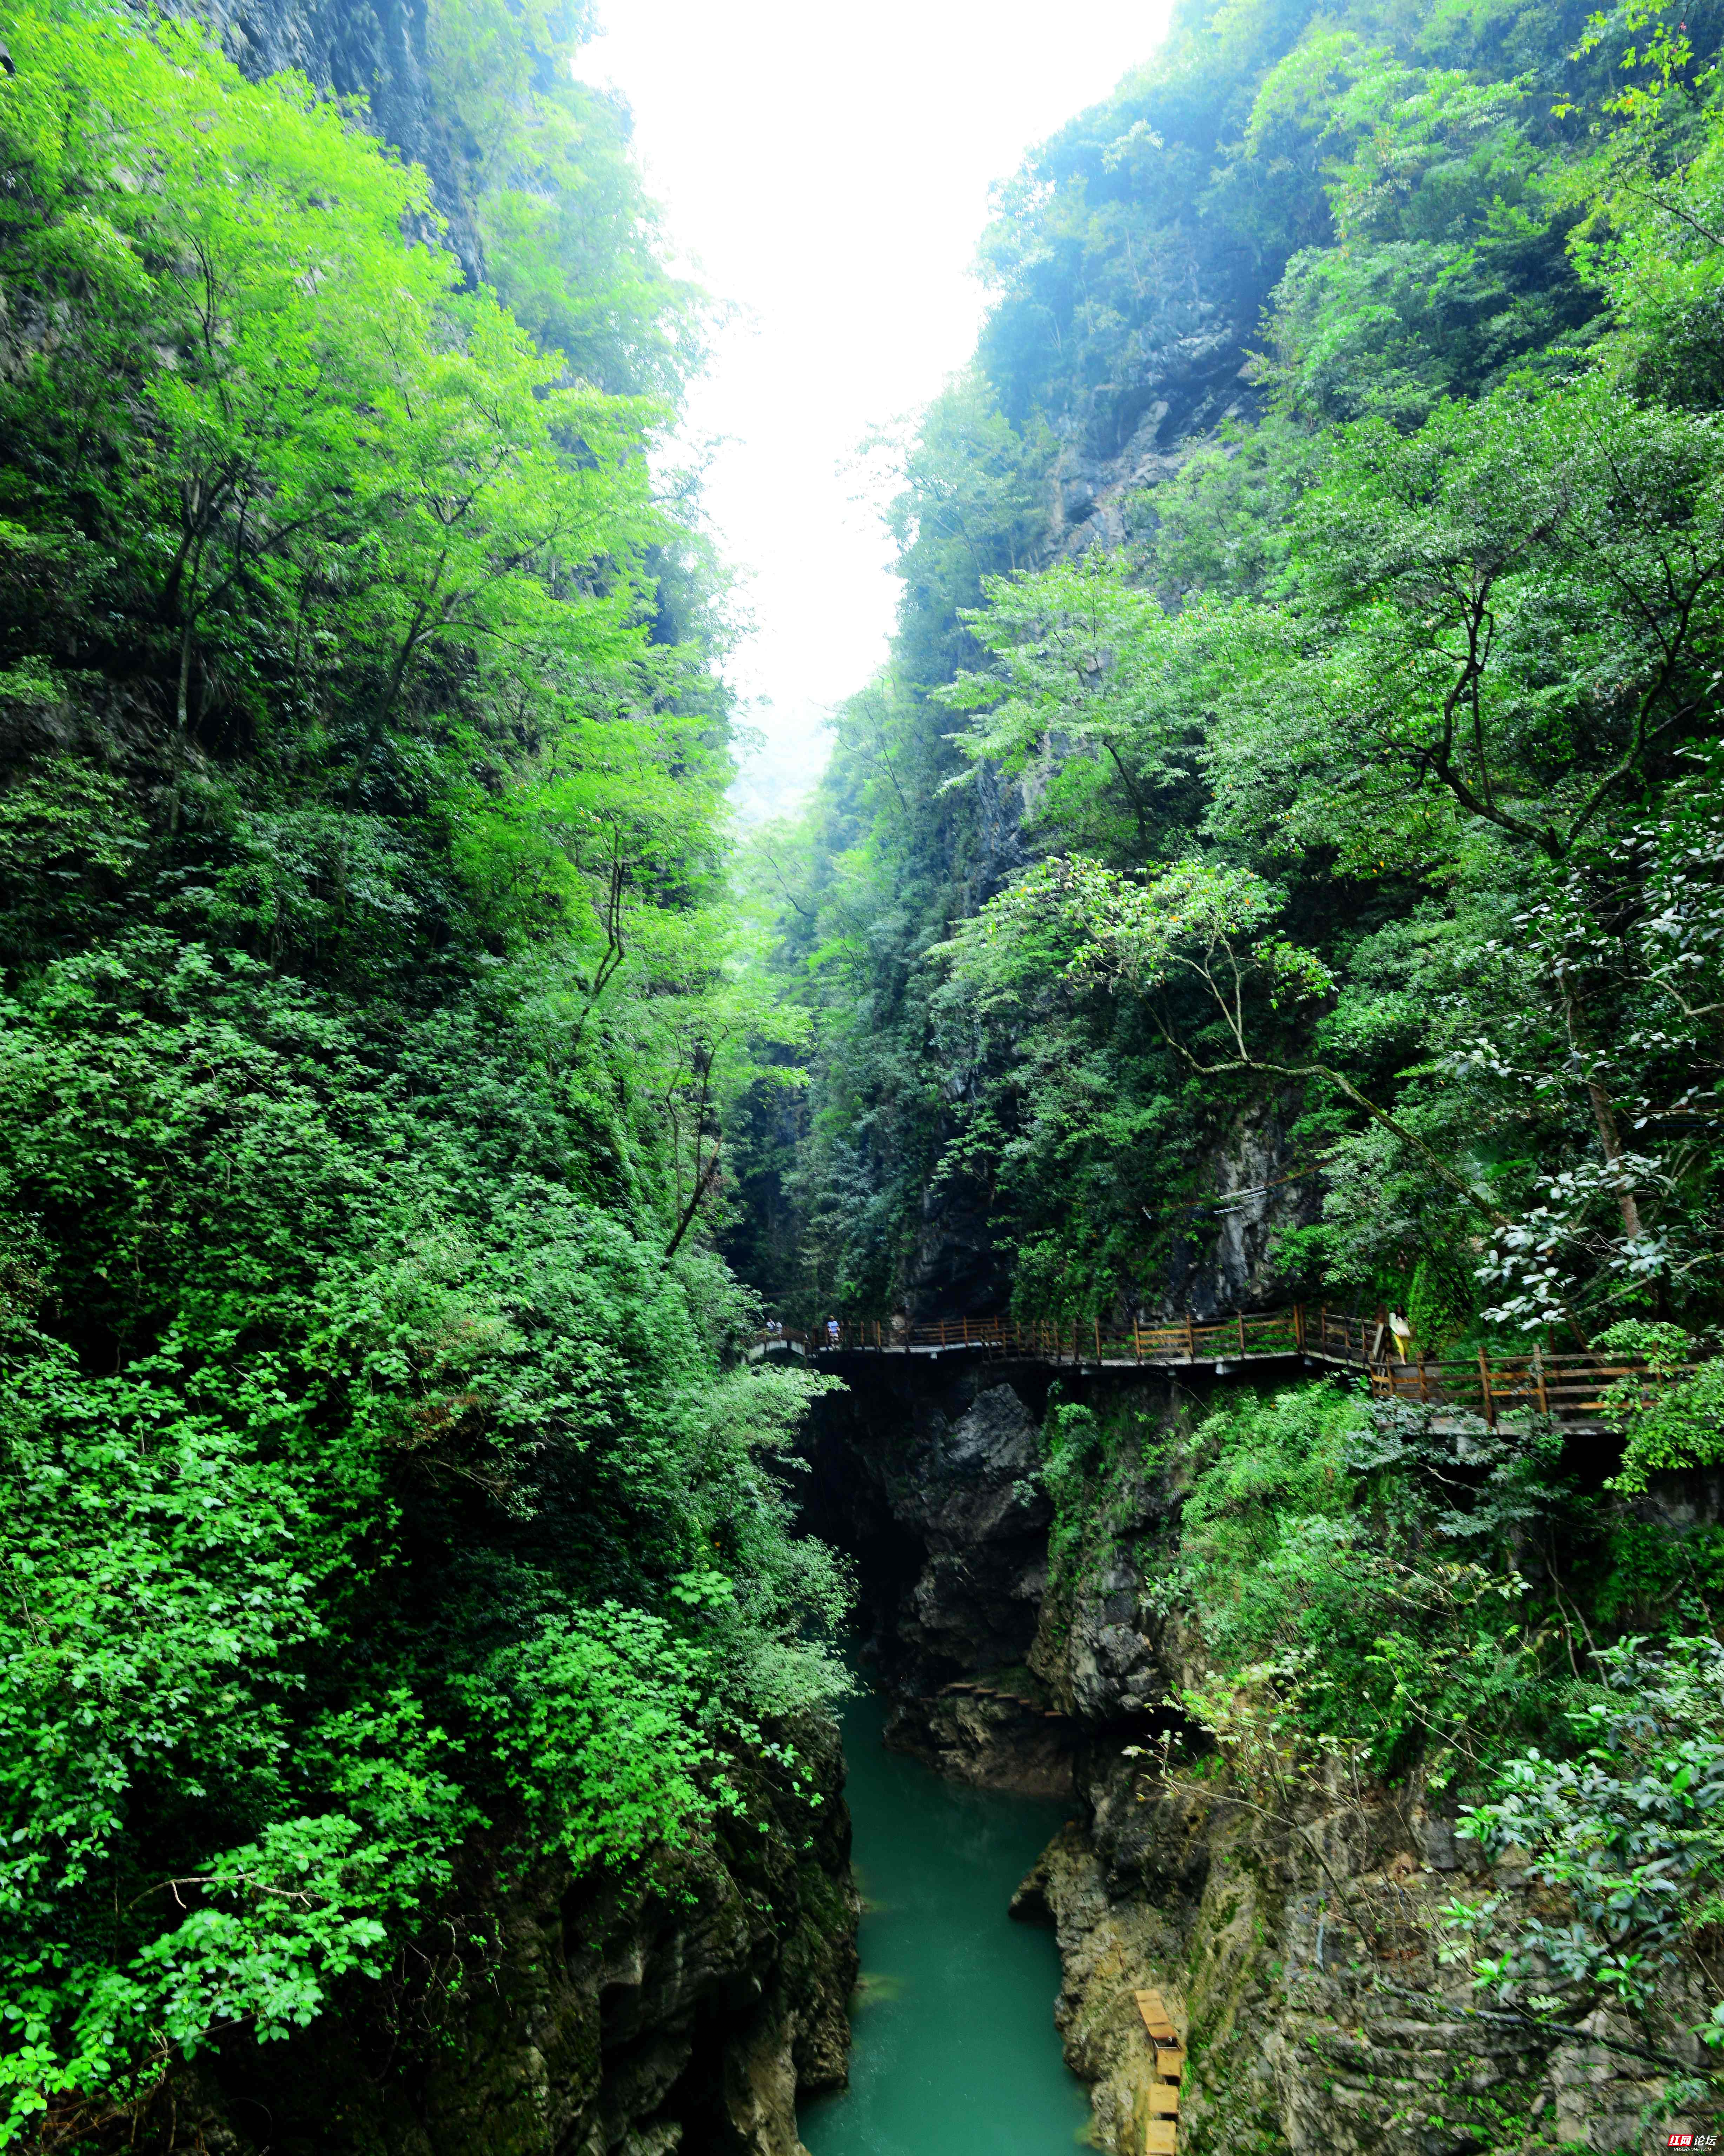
[
  {"xmin": 1134, "ymin": 1990, "xmax": 1185, "ymax": 2154},
  {"xmin": 752, "ymin": 1303, "xmax": 1686, "ymax": 1433}
]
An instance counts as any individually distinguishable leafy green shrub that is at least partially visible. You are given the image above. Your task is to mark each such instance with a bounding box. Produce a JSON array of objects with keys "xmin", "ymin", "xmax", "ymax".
[
  {"xmin": 1595, "ymin": 1517, "xmax": 1724, "ymax": 1632},
  {"xmin": 1406, "ymin": 1249, "xmax": 1474, "ymax": 1355},
  {"xmin": 1597, "ymin": 1323, "xmax": 1724, "ymax": 1493},
  {"xmin": 1042, "ymin": 1401, "xmax": 1105, "ymax": 1590},
  {"xmin": 1041, "ymin": 1394, "xmax": 1170, "ymax": 1594},
  {"xmin": 467, "ymin": 1606, "xmax": 720, "ymax": 1873},
  {"xmin": 1449, "ymin": 1634, "xmax": 1724, "ymax": 2057},
  {"xmin": 1166, "ymin": 1382, "xmax": 1577, "ymax": 1781},
  {"xmin": 0, "ymin": 3, "xmax": 843, "ymax": 2140}
]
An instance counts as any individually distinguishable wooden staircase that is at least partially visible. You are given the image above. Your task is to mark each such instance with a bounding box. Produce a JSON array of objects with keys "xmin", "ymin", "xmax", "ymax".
[{"xmin": 1135, "ymin": 1990, "xmax": 1185, "ymax": 2154}]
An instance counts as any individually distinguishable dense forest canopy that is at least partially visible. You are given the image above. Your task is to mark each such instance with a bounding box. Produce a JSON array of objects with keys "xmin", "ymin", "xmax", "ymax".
[
  {"xmin": 9, "ymin": 0, "xmax": 1724, "ymax": 2137},
  {"xmin": 738, "ymin": 0, "xmax": 1724, "ymax": 1355},
  {"xmin": 0, "ymin": 1, "xmax": 836, "ymax": 2141}
]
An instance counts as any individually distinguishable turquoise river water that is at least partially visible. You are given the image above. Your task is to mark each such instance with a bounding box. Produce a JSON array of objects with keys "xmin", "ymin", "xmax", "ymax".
[{"xmin": 799, "ymin": 1683, "xmax": 1093, "ymax": 2156}]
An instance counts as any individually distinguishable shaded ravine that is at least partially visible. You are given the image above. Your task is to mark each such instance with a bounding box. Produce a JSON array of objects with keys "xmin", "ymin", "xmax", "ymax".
[{"xmin": 801, "ymin": 1682, "xmax": 1092, "ymax": 2156}]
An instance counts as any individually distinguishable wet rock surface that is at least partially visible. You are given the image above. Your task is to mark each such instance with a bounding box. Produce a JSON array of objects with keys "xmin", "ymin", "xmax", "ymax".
[
  {"xmin": 1019, "ymin": 1747, "xmax": 1714, "ymax": 2156},
  {"xmin": 802, "ymin": 1362, "xmax": 1053, "ymax": 1674},
  {"xmin": 798, "ymin": 1357, "xmax": 1079, "ymax": 1790},
  {"xmin": 800, "ymin": 1358, "xmax": 1205, "ymax": 1788}
]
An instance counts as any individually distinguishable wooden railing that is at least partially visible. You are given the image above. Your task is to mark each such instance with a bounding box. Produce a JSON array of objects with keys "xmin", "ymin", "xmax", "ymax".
[
  {"xmin": 762, "ymin": 1303, "xmax": 1392, "ymax": 1367},
  {"xmin": 1368, "ymin": 1348, "xmax": 1692, "ymax": 1430},
  {"xmin": 751, "ymin": 1304, "xmax": 1686, "ymax": 1430}
]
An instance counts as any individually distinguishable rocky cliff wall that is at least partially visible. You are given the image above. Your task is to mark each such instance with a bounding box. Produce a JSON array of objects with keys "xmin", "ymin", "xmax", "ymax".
[
  {"xmin": 82, "ymin": 17, "xmax": 859, "ymax": 2151},
  {"xmin": 895, "ymin": 402, "xmax": 1317, "ymax": 1329},
  {"xmin": 1014, "ymin": 1746, "xmax": 1713, "ymax": 2156},
  {"xmin": 163, "ymin": 1718, "xmax": 857, "ymax": 2156},
  {"xmin": 152, "ymin": 0, "xmax": 482, "ymax": 275},
  {"xmin": 799, "ymin": 1353, "xmax": 1711, "ymax": 2155},
  {"xmin": 799, "ymin": 1355, "xmax": 1073, "ymax": 1792}
]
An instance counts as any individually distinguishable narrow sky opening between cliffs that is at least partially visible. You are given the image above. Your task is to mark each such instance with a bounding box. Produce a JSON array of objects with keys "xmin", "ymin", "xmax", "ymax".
[{"xmin": 575, "ymin": 0, "xmax": 1175, "ymax": 818}]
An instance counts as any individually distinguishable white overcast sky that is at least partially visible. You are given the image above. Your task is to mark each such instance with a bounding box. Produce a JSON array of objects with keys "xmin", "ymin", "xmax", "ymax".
[{"xmin": 573, "ymin": 1, "xmax": 1172, "ymax": 816}]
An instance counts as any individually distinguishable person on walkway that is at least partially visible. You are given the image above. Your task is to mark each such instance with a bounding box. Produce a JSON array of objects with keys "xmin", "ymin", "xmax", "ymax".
[
  {"xmin": 1389, "ymin": 1311, "xmax": 1414, "ymax": 1363},
  {"xmin": 826, "ymin": 1315, "xmax": 840, "ymax": 1347}
]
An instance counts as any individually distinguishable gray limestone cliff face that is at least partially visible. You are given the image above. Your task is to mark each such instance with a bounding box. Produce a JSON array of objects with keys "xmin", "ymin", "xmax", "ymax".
[
  {"xmin": 152, "ymin": 0, "xmax": 483, "ymax": 276},
  {"xmin": 798, "ymin": 1358, "xmax": 1077, "ymax": 1793},
  {"xmin": 1012, "ymin": 1748, "xmax": 1713, "ymax": 2156},
  {"xmin": 1045, "ymin": 351, "xmax": 1259, "ymax": 565},
  {"xmin": 896, "ymin": 1380, "xmax": 1052, "ymax": 1673},
  {"xmin": 797, "ymin": 1360, "xmax": 1225, "ymax": 1792},
  {"xmin": 802, "ymin": 1358, "xmax": 1717, "ymax": 2154}
]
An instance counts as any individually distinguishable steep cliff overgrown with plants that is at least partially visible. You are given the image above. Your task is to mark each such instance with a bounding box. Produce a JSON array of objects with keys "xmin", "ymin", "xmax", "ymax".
[
  {"xmin": 1002, "ymin": 1368, "xmax": 1724, "ymax": 2149},
  {"xmin": 741, "ymin": 0, "xmax": 1724, "ymax": 1348},
  {"xmin": 0, "ymin": 4, "xmax": 847, "ymax": 2148},
  {"xmin": 729, "ymin": 0, "xmax": 1724, "ymax": 2140},
  {"xmin": 12, "ymin": 0, "xmax": 1724, "ymax": 2146}
]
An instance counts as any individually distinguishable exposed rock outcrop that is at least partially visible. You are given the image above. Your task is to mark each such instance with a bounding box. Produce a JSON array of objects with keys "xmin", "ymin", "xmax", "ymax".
[
  {"xmin": 155, "ymin": 0, "xmax": 482, "ymax": 276},
  {"xmin": 1015, "ymin": 1748, "xmax": 1715, "ymax": 2156},
  {"xmin": 170, "ymin": 1716, "xmax": 858, "ymax": 2156},
  {"xmin": 798, "ymin": 1356, "xmax": 1080, "ymax": 1791},
  {"xmin": 805, "ymin": 1353, "xmax": 1715, "ymax": 2154}
]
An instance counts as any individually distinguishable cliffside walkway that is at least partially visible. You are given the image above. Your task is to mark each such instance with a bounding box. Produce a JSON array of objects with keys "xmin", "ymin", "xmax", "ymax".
[{"xmin": 754, "ymin": 1303, "xmax": 1682, "ymax": 1433}]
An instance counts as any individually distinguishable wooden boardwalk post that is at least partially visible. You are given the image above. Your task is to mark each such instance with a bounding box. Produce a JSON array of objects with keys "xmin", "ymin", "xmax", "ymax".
[{"xmin": 1478, "ymin": 1344, "xmax": 1496, "ymax": 1428}]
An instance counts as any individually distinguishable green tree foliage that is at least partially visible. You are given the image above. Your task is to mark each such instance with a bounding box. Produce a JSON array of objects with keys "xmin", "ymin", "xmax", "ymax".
[
  {"xmin": 1598, "ymin": 1319, "xmax": 1724, "ymax": 1488},
  {"xmin": 1155, "ymin": 1383, "xmax": 1582, "ymax": 1783},
  {"xmin": 730, "ymin": 0, "xmax": 1724, "ymax": 2085},
  {"xmin": 757, "ymin": 0, "xmax": 1724, "ymax": 1340},
  {"xmin": 1449, "ymin": 1633, "xmax": 1724, "ymax": 2058},
  {"xmin": 0, "ymin": 4, "xmax": 841, "ymax": 2139},
  {"xmin": 425, "ymin": 0, "xmax": 708, "ymax": 402}
]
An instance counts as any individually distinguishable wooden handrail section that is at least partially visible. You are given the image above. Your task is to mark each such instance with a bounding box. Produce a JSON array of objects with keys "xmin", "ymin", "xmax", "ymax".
[{"xmin": 750, "ymin": 1302, "xmax": 1688, "ymax": 1431}]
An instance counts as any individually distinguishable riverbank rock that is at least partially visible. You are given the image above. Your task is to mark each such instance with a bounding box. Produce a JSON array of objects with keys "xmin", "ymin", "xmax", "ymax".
[
  {"xmin": 159, "ymin": 1715, "xmax": 857, "ymax": 2156},
  {"xmin": 797, "ymin": 1357, "xmax": 1089, "ymax": 1791},
  {"xmin": 801, "ymin": 1354, "xmax": 1715, "ymax": 2153},
  {"xmin": 898, "ymin": 1677, "xmax": 1075, "ymax": 1796},
  {"xmin": 1022, "ymin": 1744, "xmax": 1716, "ymax": 2156}
]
